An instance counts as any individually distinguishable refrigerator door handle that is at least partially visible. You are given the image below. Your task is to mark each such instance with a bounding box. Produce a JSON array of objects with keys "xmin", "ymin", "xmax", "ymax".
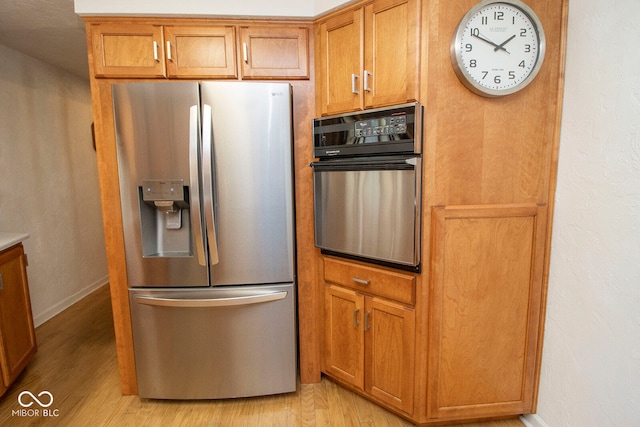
[
  {"xmin": 201, "ymin": 104, "xmax": 220, "ymax": 265},
  {"xmin": 133, "ymin": 291, "xmax": 287, "ymax": 308},
  {"xmin": 189, "ymin": 105, "xmax": 206, "ymax": 266}
]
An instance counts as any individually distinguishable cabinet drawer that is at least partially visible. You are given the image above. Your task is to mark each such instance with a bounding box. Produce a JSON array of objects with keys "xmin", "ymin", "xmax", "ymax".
[{"xmin": 323, "ymin": 257, "xmax": 415, "ymax": 305}]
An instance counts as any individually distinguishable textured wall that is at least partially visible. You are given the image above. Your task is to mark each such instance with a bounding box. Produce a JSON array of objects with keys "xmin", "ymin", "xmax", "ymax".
[
  {"xmin": 534, "ymin": 0, "xmax": 640, "ymax": 425},
  {"xmin": 74, "ymin": 0, "xmax": 348, "ymax": 17},
  {"xmin": 0, "ymin": 44, "xmax": 108, "ymax": 326}
]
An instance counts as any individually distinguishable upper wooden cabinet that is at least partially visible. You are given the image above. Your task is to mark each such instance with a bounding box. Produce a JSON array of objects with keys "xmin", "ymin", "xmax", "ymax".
[
  {"xmin": 239, "ymin": 26, "xmax": 309, "ymax": 79},
  {"xmin": 90, "ymin": 23, "xmax": 237, "ymax": 79},
  {"xmin": 89, "ymin": 21, "xmax": 311, "ymax": 80},
  {"xmin": 91, "ymin": 23, "xmax": 166, "ymax": 78},
  {"xmin": 164, "ymin": 26, "xmax": 237, "ymax": 78},
  {"xmin": 317, "ymin": 0, "xmax": 419, "ymax": 115},
  {"xmin": 0, "ymin": 243, "xmax": 36, "ymax": 396}
]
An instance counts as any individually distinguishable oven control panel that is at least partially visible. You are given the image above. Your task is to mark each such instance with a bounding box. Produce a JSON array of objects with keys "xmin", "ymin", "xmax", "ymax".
[
  {"xmin": 354, "ymin": 115, "xmax": 407, "ymax": 137},
  {"xmin": 313, "ymin": 102, "xmax": 422, "ymax": 158}
]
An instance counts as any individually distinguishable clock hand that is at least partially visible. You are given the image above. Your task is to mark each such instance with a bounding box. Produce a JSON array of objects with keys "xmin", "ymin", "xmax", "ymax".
[
  {"xmin": 494, "ymin": 34, "xmax": 516, "ymax": 52},
  {"xmin": 472, "ymin": 32, "xmax": 509, "ymax": 53}
]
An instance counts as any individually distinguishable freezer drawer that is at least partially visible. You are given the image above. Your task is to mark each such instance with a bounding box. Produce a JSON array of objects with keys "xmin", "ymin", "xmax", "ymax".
[{"xmin": 129, "ymin": 284, "xmax": 297, "ymax": 399}]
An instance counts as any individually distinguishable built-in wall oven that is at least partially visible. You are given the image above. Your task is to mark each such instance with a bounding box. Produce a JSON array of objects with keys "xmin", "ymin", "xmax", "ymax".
[{"xmin": 311, "ymin": 103, "xmax": 423, "ymax": 271}]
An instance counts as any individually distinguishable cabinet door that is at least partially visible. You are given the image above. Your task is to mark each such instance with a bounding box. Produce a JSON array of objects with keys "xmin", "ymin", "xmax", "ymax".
[
  {"xmin": 0, "ymin": 245, "xmax": 36, "ymax": 388},
  {"xmin": 240, "ymin": 26, "xmax": 309, "ymax": 79},
  {"xmin": 364, "ymin": 0, "xmax": 419, "ymax": 108},
  {"xmin": 318, "ymin": 9, "xmax": 364, "ymax": 115},
  {"xmin": 428, "ymin": 204, "xmax": 547, "ymax": 421},
  {"xmin": 164, "ymin": 26, "xmax": 237, "ymax": 78},
  {"xmin": 91, "ymin": 23, "xmax": 166, "ymax": 78},
  {"xmin": 365, "ymin": 297, "xmax": 415, "ymax": 414},
  {"xmin": 324, "ymin": 285, "xmax": 364, "ymax": 388}
]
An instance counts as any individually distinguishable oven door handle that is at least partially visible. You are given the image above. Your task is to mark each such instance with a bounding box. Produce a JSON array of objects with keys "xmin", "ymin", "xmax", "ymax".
[{"xmin": 310, "ymin": 157, "xmax": 418, "ymax": 172}]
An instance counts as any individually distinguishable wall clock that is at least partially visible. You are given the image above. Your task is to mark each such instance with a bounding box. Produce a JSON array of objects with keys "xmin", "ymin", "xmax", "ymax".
[{"xmin": 450, "ymin": 0, "xmax": 546, "ymax": 97}]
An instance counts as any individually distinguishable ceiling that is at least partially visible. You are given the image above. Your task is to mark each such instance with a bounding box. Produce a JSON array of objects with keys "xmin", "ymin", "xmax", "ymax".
[{"xmin": 0, "ymin": 0, "xmax": 89, "ymax": 79}]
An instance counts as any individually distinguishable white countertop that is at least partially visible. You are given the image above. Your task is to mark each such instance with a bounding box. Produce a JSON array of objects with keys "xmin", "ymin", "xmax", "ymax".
[{"xmin": 0, "ymin": 232, "xmax": 29, "ymax": 252}]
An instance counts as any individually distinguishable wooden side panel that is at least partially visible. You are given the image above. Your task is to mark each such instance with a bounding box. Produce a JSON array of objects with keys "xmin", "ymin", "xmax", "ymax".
[
  {"xmin": 165, "ymin": 26, "xmax": 237, "ymax": 78},
  {"xmin": 364, "ymin": 0, "xmax": 419, "ymax": 108},
  {"xmin": 91, "ymin": 23, "xmax": 166, "ymax": 78},
  {"xmin": 324, "ymin": 285, "xmax": 364, "ymax": 388},
  {"xmin": 0, "ymin": 244, "xmax": 36, "ymax": 389},
  {"xmin": 365, "ymin": 297, "xmax": 415, "ymax": 415},
  {"xmin": 290, "ymin": 75, "xmax": 320, "ymax": 383},
  {"xmin": 90, "ymin": 78, "xmax": 138, "ymax": 395},
  {"xmin": 240, "ymin": 26, "xmax": 309, "ymax": 79},
  {"xmin": 318, "ymin": 9, "xmax": 363, "ymax": 115},
  {"xmin": 428, "ymin": 204, "xmax": 547, "ymax": 421}
]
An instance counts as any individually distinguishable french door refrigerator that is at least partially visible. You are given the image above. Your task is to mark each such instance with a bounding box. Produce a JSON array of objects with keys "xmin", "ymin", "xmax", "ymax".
[{"xmin": 112, "ymin": 81, "xmax": 296, "ymax": 400}]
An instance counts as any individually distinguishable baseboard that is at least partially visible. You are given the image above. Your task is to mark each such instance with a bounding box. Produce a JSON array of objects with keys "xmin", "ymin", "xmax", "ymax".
[
  {"xmin": 32, "ymin": 275, "xmax": 109, "ymax": 327},
  {"xmin": 520, "ymin": 414, "xmax": 550, "ymax": 427}
]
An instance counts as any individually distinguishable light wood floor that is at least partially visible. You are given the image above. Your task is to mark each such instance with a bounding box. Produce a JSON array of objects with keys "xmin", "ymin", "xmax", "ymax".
[{"xmin": 0, "ymin": 285, "xmax": 525, "ymax": 426}]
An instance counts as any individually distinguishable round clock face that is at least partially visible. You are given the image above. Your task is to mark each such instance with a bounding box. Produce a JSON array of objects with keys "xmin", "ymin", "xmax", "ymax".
[{"xmin": 451, "ymin": 0, "xmax": 546, "ymax": 97}]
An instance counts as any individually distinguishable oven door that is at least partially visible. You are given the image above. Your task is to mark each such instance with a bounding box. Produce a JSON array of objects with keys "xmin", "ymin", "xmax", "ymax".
[{"xmin": 311, "ymin": 155, "xmax": 421, "ymax": 270}]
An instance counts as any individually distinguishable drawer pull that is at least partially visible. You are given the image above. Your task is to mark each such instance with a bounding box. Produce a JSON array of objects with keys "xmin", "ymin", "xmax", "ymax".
[
  {"xmin": 352, "ymin": 277, "xmax": 370, "ymax": 286},
  {"xmin": 353, "ymin": 308, "xmax": 360, "ymax": 327},
  {"xmin": 166, "ymin": 41, "xmax": 173, "ymax": 61},
  {"xmin": 351, "ymin": 73, "xmax": 359, "ymax": 94},
  {"xmin": 364, "ymin": 311, "xmax": 371, "ymax": 331}
]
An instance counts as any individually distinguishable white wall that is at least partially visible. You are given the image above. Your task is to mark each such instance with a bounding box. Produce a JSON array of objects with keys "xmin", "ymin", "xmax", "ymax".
[
  {"xmin": 528, "ymin": 1, "xmax": 640, "ymax": 426},
  {"xmin": 74, "ymin": 0, "xmax": 349, "ymax": 17},
  {"xmin": 0, "ymin": 44, "xmax": 108, "ymax": 326}
]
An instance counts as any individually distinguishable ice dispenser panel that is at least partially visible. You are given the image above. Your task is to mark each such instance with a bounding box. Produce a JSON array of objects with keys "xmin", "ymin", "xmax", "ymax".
[{"xmin": 139, "ymin": 179, "xmax": 192, "ymax": 258}]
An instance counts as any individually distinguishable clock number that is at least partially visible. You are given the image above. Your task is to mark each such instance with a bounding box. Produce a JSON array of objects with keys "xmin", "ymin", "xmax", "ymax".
[
  {"xmin": 470, "ymin": 59, "xmax": 477, "ymax": 68},
  {"xmin": 494, "ymin": 75, "xmax": 501, "ymax": 84},
  {"xmin": 482, "ymin": 71, "xmax": 489, "ymax": 80},
  {"xmin": 525, "ymin": 44, "xmax": 531, "ymax": 53},
  {"xmin": 482, "ymin": 16, "xmax": 488, "ymax": 25},
  {"xmin": 519, "ymin": 60, "xmax": 526, "ymax": 68},
  {"xmin": 465, "ymin": 43, "xmax": 473, "ymax": 52},
  {"xmin": 509, "ymin": 71, "xmax": 516, "ymax": 79},
  {"xmin": 520, "ymin": 28, "xmax": 527, "ymax": 37},
  {"xmin": 471, "ymin": 27, "xmax": 480, "ymax": 37},
  {"xmin": 494, "ymin": 11, "xmax": 504, "ymax": 20}
]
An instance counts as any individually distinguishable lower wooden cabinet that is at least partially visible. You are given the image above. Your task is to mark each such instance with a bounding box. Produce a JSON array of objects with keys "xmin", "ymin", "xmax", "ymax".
[
  {"xmin": 427, "ymin": 204, "xmax": 547, "ymax": 421},
  {"xmin": 324, "ymin": 258, "xmax": 416, "ymax": 415},
  {"xmin": 0, "ymin": 244, "xmax": 37, "ymax": 396}
]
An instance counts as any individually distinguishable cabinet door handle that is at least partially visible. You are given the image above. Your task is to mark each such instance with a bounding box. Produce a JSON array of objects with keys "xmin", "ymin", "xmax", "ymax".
[
  {"xmin": 351, "ymin": 73, "xmax": 359, "ymax": 94},
  {"xmin": 153, "ymin": 41, "xmax": 159, "ymax": 62},
  {"xmin": 352, "ymin": 277, "xmax": 370, "ymax": 285},
  {"xmin": 364, "ymin": 70, "xmax": 372, "ymax": 92},
  {"xmin": 353, "ymin": 308, "xmax": 360, "ymax": 327},
  {"xmin": 243, "ymin": 42, "xmax": 248, "ymax": 63},
  {"xmin": 0, "ymin": 273, "xmax": 3, "ymax": 290},
  {"xmin": 166, "ymin": 41, "xmax": 173, "ymax": 61},
  {"xmin": 364, "ymin": 311, "xmax": 371, "ymax": 331}
]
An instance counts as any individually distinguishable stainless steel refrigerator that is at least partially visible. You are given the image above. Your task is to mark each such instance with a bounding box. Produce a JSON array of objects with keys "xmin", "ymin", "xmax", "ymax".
[{"xmin": 112, "ymin": 81, "xmax": 296, "ymax": 400}]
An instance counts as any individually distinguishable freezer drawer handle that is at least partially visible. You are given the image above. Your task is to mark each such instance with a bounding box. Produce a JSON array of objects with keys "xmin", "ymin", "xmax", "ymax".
[{"xmin": 133, "ymin": 291, "xmax": 287, "ymax": 308}]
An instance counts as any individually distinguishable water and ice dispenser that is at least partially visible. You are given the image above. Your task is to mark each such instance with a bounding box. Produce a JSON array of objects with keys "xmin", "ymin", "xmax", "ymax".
[{"xmin": 138, "ymin": 179, "xmax": 192, "ymax": 258}]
